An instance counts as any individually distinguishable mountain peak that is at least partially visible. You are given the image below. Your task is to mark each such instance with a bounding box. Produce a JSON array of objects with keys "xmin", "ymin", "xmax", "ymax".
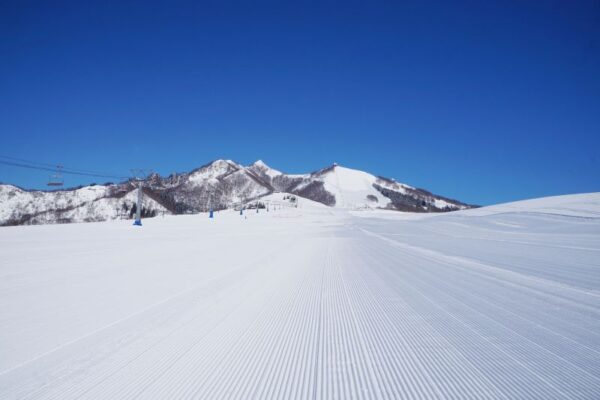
[
  {"xmin": 211, "ymin": 159, "xmax": 238, "ymax": 167},
  {"xmin": 248, "ymin": 160, "xmax": 282, "ymax": 178}
]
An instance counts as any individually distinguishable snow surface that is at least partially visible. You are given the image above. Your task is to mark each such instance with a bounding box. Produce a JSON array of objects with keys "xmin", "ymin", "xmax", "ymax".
[
  {"xmin": 433, "ymin": 198, "xmax": 454, "ymax": 209},
  {"xmin": 1, "ymin": 193, "xmax": 599, "ymax": 399},
  {"xmin": 455, "ymin": 192, "xmax": 600, "ymax": 218},
  {"xmin": 297, "ymin": 165, "xmax": 391, "ymax": 209}
]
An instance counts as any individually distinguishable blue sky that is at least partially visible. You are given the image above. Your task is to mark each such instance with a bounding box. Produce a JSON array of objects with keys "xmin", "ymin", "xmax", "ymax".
[{"xmin": 1, "ymin": 1, "xmax": 599, "ymax": 205}]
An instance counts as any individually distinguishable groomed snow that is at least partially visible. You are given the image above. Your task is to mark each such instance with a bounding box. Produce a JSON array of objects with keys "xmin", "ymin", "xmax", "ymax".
[{"xmin": 1, "ymin": 193, "xmax": 599, "ymax": 399}]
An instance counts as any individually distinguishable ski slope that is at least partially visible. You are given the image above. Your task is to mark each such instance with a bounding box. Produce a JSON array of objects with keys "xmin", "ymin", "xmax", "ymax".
[
  {"xmin": 320, "ymin": 165, "xmax": 393, "ymax": 208},
  {"xmin": 1, "ymin": 193, "xmax": 599, "ymax": 399}
]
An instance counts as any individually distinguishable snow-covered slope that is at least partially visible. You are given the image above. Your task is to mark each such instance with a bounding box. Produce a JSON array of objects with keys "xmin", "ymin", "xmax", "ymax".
[
  {"xmin": 307, "ymin": 164, "xmax": 404, "ymax": 209},
  {"xmin": 1, "ymin": 193, "xmax": 598, "ymax": 398},
  {"xmin": 167, "ymin": 159, "xmax": 272, "ymax": 211},
  {"xmin": 0, "ymin": 184, "xmax": 109, "ymax": 223},
  {"xmin": 0, "ymin": 184, "xmax": 169, "ymax": 225},
  {"xmin": 248, "ymin": 159, "xmax": 283, "ymax": 179},
  {"xmin": 455, "ymin": 192, "xmax": 600, "ymax": 218},
  {"xmin": 303, "ymin": 164, "xmax": 390, "ymax": 208},
  {"xmin": 288, "ymin": 163, "xmax": 469, "ymax": 211},
  {"xmin": 0, "ymin": 159, "xmax": 473, "ymax": 226}
]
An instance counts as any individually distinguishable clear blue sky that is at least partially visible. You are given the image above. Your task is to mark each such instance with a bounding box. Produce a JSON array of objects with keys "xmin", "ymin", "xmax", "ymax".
[{"xmin": 1, "ymin": 1, "xmax": 599, "ymax": 205}]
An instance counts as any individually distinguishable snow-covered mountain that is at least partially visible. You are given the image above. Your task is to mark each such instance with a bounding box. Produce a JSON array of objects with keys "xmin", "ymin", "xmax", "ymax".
[
  {"xmin": 0, "ymin": 183, "xmax": 169, "ymax": 226},
  {"xmin": 248, "ymin": 161, "xmax": 471, "ymax": 211},
  {"xmin": 0, "ymin": 159, "xmax": 473, "ymax": 225}
]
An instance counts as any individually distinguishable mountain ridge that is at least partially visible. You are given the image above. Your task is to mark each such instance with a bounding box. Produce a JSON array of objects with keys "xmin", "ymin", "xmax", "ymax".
[{"xmin": 0, "ymin": 159, "xmax": 475, "ymax": 226}]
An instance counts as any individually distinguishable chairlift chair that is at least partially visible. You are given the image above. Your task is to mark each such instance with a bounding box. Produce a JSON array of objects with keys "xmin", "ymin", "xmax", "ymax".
[{"xmin": 47, "ymin": 165, "xmax": 64, "ymax": 187}]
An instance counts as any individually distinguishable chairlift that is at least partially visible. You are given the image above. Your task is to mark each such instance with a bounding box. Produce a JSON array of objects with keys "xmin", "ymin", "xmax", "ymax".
[{"xmin": 47, "ymin": 165, "xmax": 64, "ymax": 187}]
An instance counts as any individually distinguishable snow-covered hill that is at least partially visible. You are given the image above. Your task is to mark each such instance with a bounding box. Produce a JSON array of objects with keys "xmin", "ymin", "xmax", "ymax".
[
  {"xmin": 0, "ymin": 159, "xmax": 473, "ymax": 226},
  {"xmin": 0, "ymin": 184, "xmax": 168, "ymax": 225},
  {"xmin": 454, "ymin": 192, "xmax": 600, "ymax": 218}
]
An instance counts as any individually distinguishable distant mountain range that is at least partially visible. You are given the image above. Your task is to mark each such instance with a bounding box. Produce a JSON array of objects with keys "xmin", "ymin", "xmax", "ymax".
[{"xmin": 0, "ymin": 160, "xmax": 475, "ymax": 225}]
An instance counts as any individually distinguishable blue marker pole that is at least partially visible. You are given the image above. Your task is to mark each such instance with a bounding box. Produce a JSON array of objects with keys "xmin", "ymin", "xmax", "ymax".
[{"xmin": 133, "ymin": 183, "xmax": 142, "ymax": 226}]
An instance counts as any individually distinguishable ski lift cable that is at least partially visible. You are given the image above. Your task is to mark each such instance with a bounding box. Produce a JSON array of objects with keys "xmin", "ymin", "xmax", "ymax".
[
  {"xmin": 0, "ymin": 159, "xmax": 128, "ymax": 180},
  {"xmin": 0, "ymin": 154, "xmax": 131, "ymax": 180},
  {"xmin": 0, "ymin": 159, "xmax": 129, "ymax": 180},
  {"xmin": 0, "ymin": 154, "xmax": 64, "ymax": 170}
]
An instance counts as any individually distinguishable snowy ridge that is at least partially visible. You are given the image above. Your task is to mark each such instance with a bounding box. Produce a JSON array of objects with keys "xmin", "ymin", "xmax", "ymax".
[
  {"xmin": 250, "ymin": 160, "xmax": 283, "ymax": 178},
  {"xmin": 0, "ymin": 184, "xmax": 109, "ymax": 222},
  {"xmin": 0, "ymin": 193, "xmax": 599, "ymax": 398},
  {"xmin": 1, "ymin": 159, "xmax": 473, "ymax": 225},
  {"xmin": 0, "ymin": 183, "xmax": 169, "ymax": 225}
]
